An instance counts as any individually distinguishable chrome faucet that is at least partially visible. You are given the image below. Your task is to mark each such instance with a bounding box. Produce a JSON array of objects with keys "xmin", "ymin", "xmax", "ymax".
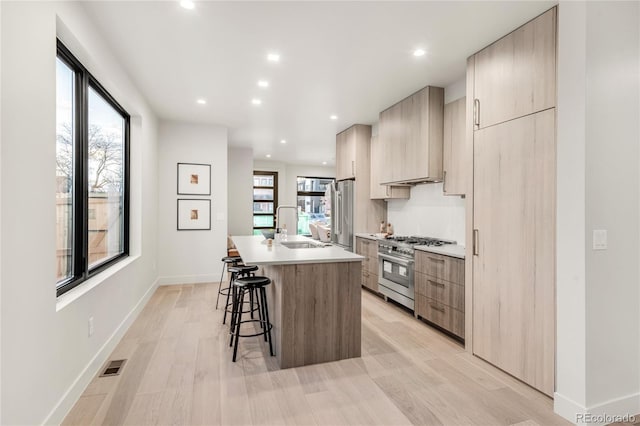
[{"xmin": 275, "ymin": 205, "xmax": 298, "ymax": 235}]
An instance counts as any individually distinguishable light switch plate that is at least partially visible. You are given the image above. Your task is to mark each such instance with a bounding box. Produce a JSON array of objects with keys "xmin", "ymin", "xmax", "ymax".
[{"xmin": 593, "ymin": 229, "xmax": 607, "ymax": 250}]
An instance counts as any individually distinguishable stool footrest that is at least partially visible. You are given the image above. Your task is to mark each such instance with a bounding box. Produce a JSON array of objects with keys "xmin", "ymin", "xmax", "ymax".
[{"xmin": 230, "ymin": 318, "xmax": 273, "ymax": 338}]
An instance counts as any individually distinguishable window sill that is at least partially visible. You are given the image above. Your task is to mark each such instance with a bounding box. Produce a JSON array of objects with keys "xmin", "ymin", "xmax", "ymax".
[{"xmin": 56, "ymin": 255, "xmax": 140, "ymax": 312}]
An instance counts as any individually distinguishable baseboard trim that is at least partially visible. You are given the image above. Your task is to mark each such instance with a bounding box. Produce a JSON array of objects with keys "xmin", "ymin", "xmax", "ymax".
[
  {"xmin": 43, "ymin": 277, "xmax": 159, "ymax": 425},
  {"xmin": 157, "ymin": 274, "xmax": 218, "ymax": 285},
  {"xmin": 555, "ymin": 391, "xmax": 640, "ymax": 425}
]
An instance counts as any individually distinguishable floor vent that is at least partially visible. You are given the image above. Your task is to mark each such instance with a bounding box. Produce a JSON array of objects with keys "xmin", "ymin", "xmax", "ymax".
[{"xmin": 100, "ymin": 359, "xmax": 126, "ymax": 377}]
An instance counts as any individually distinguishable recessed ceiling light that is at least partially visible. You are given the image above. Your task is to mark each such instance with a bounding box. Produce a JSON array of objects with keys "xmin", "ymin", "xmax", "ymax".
[
  {"xmin": 330, "ymin": 115, "xmax": 338, "ymax": 120},
  {"xmin": 413, "ymin": 48, "xmax": 426, "ymax": 57},
  {"xmin": 196, "ymin": 98, "xmax": 206, "ymax": 105},
  {"xmin": 267, "ymin": 53, "xmax": 280, "ymax": 62},
  {"xmin": 257, "ymin": 80, "xmax": 269, "ymax": 88},
  {"xmin": 266, "ymin": 154, "xmax": 271, "ymax": 158},
  {"xmin": 251, "ymin": 98, "xmax": 262, "ymax": 105},
  {"xmin": 280, "ymin": 139, "xmax": 286, "ymax": 144},
  {"xmin": 180, "ymin": 0, "xmax": 195, "ymax": 10},
  {"xmin": 322, "ymin": 161, "xmax": 327, "ymax": 165}
]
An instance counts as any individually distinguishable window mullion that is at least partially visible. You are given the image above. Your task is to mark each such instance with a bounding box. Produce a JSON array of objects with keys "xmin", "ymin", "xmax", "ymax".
[{"xmin": 73, "ymin": 66, "xmax": 86, "ymax": 281}]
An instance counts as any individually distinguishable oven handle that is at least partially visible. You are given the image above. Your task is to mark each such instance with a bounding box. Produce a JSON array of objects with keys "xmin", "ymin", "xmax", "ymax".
[{"xmin": 378, "ymin": 253, "xmax": 415, "ymax": 266}]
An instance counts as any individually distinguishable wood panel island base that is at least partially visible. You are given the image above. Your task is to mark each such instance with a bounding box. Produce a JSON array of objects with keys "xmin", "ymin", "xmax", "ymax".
[
  {"xmin": 263, "ymin": 261, "xmax": 361, "ymax": 368},
  {"xmin": 231, "ymin": 235, "xmax": 364, "ymax": 369}
]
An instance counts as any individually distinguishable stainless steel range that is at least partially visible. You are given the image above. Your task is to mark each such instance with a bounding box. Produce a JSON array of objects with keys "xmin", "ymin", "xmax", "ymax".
[{"xmin": 378, "ymin": 236, "xmax": 455, "ymax": 310}]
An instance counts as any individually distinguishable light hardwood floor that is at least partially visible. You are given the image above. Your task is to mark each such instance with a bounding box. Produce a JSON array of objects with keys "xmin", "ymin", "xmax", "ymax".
[{"xmin": 63, "ymin": 283, "xmax": 570, "ymax": 426}]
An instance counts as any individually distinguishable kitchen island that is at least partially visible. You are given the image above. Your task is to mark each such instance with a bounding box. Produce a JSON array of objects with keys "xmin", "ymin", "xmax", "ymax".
[{"xmin": 231, "ymin": 235, "xmax": 363, "ymax": 368}]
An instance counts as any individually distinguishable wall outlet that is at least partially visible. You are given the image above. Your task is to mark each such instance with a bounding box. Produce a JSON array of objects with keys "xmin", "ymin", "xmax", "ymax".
[
  {"xmin": 88, "ymin": 316, "xmax": 95, "ymax": 337},
  {"xmin": 593, "ymin": 229, "xmax": 608, "ymax": 250}
]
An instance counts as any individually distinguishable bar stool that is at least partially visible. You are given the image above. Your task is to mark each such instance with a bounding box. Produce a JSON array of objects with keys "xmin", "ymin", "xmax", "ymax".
[
  {"xmin": 216, "ymin": 256, "xmax": 242, "ymax": 310},
  {"xmin": 222, "ymin": 265, "xmax": 259, "ymax": 325},
  {"xmin": 229, "ymin": 276, "xmax": 274, "ymax": 362}
]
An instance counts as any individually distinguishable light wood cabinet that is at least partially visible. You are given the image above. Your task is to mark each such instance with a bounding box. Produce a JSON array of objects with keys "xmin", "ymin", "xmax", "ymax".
[
  {"xmin": 414, "ymin": 250, "xmax": 464, "ymax": 339},
  {"xmin": 467, "ymin": 6, "xmax": 556, "ymax": 397},
  {"xmin": 369, "ymin": 135, "xmax": 410, "ymax": 200},
  {"xmin": 378, "ymin": 86, "xmax": 444, "ymax": 185},
  {"xmin": 472, "ymin": 109, "xmax": 555, "ymax": 396},
  {"xmin": 335, "ymin": 128, "xmax": 356, "ymax": 180},
  {"xmin": 443, "ymin": 97, "xmax": 467, "ymax": 196},
  {"xmin": 355, "ymin": 237, "xmax": 379, "ymax": 293},
  {"xmin": 473, "ymin": 8, "xmax": 556, "ymax": 130},
  {"xmin": 335, "ymin": 125, "xmax": 387, "ymax": 234}
]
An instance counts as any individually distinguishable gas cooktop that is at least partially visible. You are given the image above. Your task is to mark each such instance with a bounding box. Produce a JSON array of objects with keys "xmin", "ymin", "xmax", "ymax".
[
  {"xmin": 384, "ymin": 236, "xmax": 454, "ymax": 247},
  {"xmin": 378, "ymin": 236, "xmax": 456, "ymax": 259}
]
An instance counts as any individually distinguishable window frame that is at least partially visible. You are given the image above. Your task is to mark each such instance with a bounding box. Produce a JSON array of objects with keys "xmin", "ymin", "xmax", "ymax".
[
  {"xmin": 296, "ymin": 176, "xmax": 334, "ymax": 236},
  {"xmin": 252, "ymin": 170, "xmax": 278, "ymax": 234},
  {"xmin": 56, "ymin": 40, "xmax": 131, "ymax": 297}
]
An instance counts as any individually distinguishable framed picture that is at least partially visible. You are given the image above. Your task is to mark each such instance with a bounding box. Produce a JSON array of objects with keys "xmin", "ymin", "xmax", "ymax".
[
  {"xmin": 177, "ymin": 163, "xmax": 211, "ymax": 195},
  {"xmin": 177, "ymin": 199, "xmax": 211, "ymax": 230}
]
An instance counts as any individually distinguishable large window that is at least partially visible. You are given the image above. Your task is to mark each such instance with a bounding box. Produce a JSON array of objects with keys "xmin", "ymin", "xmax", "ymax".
[
  {"xmin": 296, "ymin": 177, "xmax": 333, "ymax": 235},
  {"xmin": 252, "ymin": 171, "xmax": 278, "ymax": 236},
  {"xmin": 56, "ymin": 41, "xmax": 130, "ymax": 296}
]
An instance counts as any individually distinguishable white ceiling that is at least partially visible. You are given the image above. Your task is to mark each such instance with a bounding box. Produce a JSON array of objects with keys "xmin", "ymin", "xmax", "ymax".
[{"xmin": 81, "ymin": 1, "xmax": 556, "ymax": 166}]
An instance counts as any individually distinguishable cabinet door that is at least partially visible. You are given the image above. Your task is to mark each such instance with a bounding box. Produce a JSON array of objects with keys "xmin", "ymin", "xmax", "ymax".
[
  {"xmin": 370, "ymin": 135, "xmax": 410, "ymax": 200},
  {"xmin": 336, "ymin": 128, "xmax": 356, "ymax": 180},
  {"xmin": 386, "ymin": 102, "xmax": 404, "ymax": 183},
  {"xmin": 335, "ymin": 131, "xmax": 347, "ymax": 180},
  {"xmin": 474, "ymin": 7, "xmax": 556, "ymax": 129},
  {"xmin": 472, "ymin": 109, "xmax": 555, "ymax": 396},
  {"xmin": 443, "ymin": 97, "xmax": 466, "ymax": 195},
  {"xmin": 401, "ymin": 93, "xmax": 421, "ymax": 182}
]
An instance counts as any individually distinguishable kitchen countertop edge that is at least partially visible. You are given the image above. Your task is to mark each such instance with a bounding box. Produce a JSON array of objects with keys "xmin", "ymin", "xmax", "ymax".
[
  {"xmin": 414, "ymin": 244, "xmax": 466, "ymax": 259},
  {"xmin": 232, "ymin": 235, "xmax": 364, "ymax": 265},
  {"xmin": 355, "ymin": 233, "xmax": 384, "ymax": 241}
]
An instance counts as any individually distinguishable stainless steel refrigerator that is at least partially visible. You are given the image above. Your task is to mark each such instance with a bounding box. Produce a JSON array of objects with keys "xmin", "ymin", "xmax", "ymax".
[{"xmin": 325, "ymin": 180, "xmax": 354, "ymax": 251}]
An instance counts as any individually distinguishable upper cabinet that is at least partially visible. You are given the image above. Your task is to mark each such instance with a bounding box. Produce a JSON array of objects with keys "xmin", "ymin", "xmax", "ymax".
[
  {"xmin": 442, "ymin": 97, "xmax": 467, "ymax": 196},
  {"xmin": 370, "ymin": 134, "xmax": 410, "ymax": 200},
  {"xmin": 378, "ymin": 86, "xmax": 444, "ymax": 185},
  {"xmin": 335, "ymin": 127, "xmax": 357, "ymax": 180},
  {"xmin": 473, "ymin": 8, "xmax": 556, "ymax": 129}
]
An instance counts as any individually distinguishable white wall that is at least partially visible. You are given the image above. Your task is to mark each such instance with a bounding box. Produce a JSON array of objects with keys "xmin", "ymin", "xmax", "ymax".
[
  {"xmin": 254, "ymin": 160, "xmax": 335, "ymax": 233},
  {"xmin": 583, "ymin": 0, "xmax": 639, "ymax": 411},
  {"xmin": 556, "ymin": 1, "xmax": 640, "ymax": 423},
  {"xmin": 0, "ymin": 2, "xmax": 159, "ymax": 424},
  {"xmin": 444, "ymin": 77, "xmax": 466, "ymax": 104},
  {"xmin": 228, "ymin": 147, "xmax": 253, "ymax": 236},
  {"xmin": 157, "ymin": 121, "xmax": 228, "ymax": 284},
  {"xmin": 386, "ymin": 184, "xmax": 466, "ymax": 244}
]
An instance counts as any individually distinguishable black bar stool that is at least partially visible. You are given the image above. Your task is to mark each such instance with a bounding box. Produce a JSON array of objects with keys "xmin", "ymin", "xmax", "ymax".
[
  {"xmin": 216, "ymin": 256, "xmax": 242, "ymax": 310},
  {"xmin": 222, "ymin": 265, "xmax": 259, "ymax": 325},
  {"xmin": 229, "ymin": 276, "xmax": 274, "ymax": 362}
]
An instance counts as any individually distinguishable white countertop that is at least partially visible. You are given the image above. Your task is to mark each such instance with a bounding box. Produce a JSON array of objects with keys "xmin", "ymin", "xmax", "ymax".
[
  {"xmin": 415, "ymin": 244, "xmax": 466, "ymax": 259},
  {"xmin": 232, "ymin": 235, "xmax": 364, "ymax": 265},
  {"xmin": 355, "ymin": 233, "xmax": 385, "ymax": 241}
]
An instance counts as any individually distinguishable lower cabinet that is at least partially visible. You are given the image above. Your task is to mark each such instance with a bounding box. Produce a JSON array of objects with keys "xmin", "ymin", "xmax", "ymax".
[
  {"xmin": 355, "ymin": 237, "xmax": 379, "ymax": 293},
  {"xmin": 415, "ymin": 295, "xmax": 464, "ymax": 338},
  {"xmin": 414, "ymin": 250, "xmax": 465, "ymax": 339},
  {"xmin": 362, "ymin": 270, "xmax": 379, "ymax": 292}
]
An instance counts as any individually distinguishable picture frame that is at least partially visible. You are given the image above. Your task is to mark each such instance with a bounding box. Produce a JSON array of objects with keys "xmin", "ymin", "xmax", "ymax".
[
  {"xmin": 177, "ymin": 199, "xmax": 211, "ymax": 231},
  {"xmin": 177, "ymin": 163, "xmax": 211, "ymax": 195}
]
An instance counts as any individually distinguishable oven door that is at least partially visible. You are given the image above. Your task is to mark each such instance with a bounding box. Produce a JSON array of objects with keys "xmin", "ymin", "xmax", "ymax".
[{"xmin": 378, "ymin": 253, "xmax": 415, "ymax": 300}]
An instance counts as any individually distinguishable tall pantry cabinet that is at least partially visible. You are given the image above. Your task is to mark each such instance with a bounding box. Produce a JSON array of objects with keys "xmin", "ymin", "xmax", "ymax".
[{"xmin": 467, "ymin": 7, "xmax": 556, "ymax": 397}]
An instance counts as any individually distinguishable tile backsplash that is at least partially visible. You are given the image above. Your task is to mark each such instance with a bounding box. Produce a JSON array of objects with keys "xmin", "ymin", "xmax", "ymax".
[{"xmin": 386, "ymin": 183, "xmax": 466, "ymax": 246}]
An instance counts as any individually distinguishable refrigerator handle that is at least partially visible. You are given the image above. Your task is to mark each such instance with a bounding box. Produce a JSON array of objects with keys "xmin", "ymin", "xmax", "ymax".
[{"xmin": 335, "ymin": 191, "xmax": 341, "ymax": 235}]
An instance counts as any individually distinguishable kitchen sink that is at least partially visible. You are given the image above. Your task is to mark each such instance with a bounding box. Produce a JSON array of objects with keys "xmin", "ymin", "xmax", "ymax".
[{"xmin": 280, "ymin": 241, "xmax": 325, "ymax": 249}]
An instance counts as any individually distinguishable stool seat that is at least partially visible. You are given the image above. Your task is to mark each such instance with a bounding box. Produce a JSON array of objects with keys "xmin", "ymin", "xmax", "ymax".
[
  {"xmin": 234, "ymin": 276, "xmax": 271, "ymax": 288},
  {"xmin": 216, "ymin": 256, "xmax": 243, "ymax": 311},
  {"xmin": 228, "ymin": 265, "xmax": 258, "ymax": 274}
]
